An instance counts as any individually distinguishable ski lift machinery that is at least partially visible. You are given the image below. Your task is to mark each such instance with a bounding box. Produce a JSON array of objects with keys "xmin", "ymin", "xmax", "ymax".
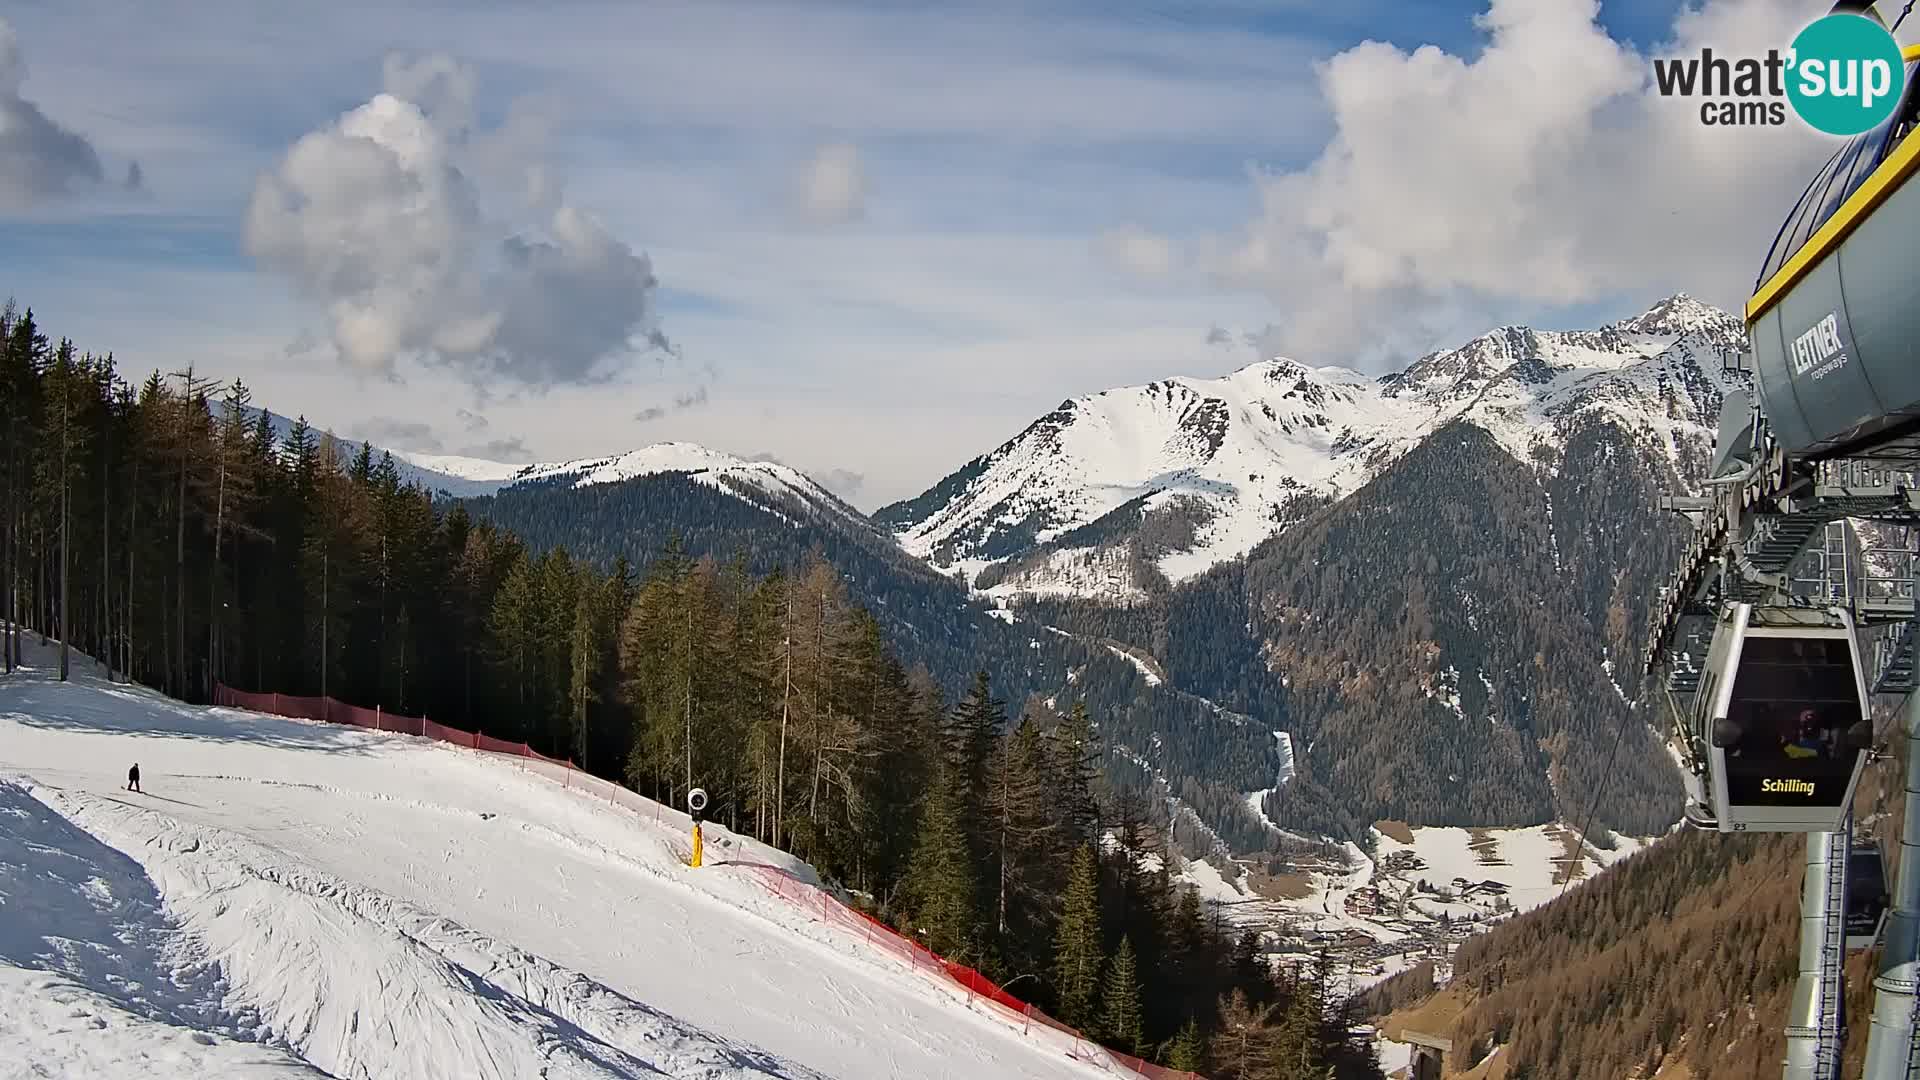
[
  {"xmin": 1640, "ymin": 3, "xmax": 1920, "ymax": 1069},
  {"xmin": 1678, "ymin": 603, "xmax": 1873, "ymax": 833}
]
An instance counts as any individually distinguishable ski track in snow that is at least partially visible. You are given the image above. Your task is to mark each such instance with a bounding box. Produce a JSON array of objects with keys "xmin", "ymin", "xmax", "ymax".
[{"xmin": 0, "ymin": 644, "xmax": 1128, "ymax": 1080}]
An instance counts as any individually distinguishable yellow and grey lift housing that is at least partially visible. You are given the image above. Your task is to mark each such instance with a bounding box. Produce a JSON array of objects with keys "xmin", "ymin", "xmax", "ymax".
[
  {"xmin": 1680, "ymin": 603, "xmax": 1873, "ymax": 832},
  {"xmin": 1747, "ymin": 42, "xmax": 1920, "ymax": 459}
]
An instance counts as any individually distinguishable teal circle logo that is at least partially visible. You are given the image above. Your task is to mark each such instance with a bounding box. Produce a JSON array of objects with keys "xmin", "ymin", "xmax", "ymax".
[{"xmin": 1786, "ymin": 14, "xmax": 1907, "ymax": 136}]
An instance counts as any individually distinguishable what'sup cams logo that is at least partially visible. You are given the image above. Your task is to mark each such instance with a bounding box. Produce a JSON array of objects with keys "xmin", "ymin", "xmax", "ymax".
[{"xmin": 1654, "ymin": 6, "xmax": 1908, "ymax": 135}]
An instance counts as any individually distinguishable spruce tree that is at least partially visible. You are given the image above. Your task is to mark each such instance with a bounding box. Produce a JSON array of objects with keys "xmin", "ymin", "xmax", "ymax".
[
  {"xmin": 905, "ymin": 762, "xmax": 977, "ymax": 962},
  {"xmin": 1054, "ymin": 843, "xmax": 1104, "ymax": 1029},
  {"xmin": 1167, "ymin": 1017, "xmax": 1205, "ymax": 1071},
  {"xmin": 1050, "ymin": 699, "xmax": 1101, "ymax": 846},
  {"xmin": 1101, "ymin": 934, "xmax": 1144, "ymax": 1055},
  {"xmin": 1210, "ymin": 988, "xmax": 1279, "ymax": 1080},
  {"xmin": 989, "ymin": 712, "xmax": 1057, "ymax": 968}
]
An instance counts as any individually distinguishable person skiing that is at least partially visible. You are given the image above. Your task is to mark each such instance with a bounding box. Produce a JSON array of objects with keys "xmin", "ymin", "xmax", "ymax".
[{"xmin": 127, "ymin": 763, "xmax": 141, "ymax": 793}]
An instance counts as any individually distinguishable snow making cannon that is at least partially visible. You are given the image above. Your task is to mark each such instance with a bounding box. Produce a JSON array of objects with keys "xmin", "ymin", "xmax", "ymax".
[
  {"xmin": 1745, "ymin": 29, "xmax": 1920, "ymax": 461},
  {"xmin": 687, "ymin": 787, "xmax": 708, "ymax": 868},
  {"xmin": 1677, "ymin": 603, "xmax": 1873, "ymax": 833}
]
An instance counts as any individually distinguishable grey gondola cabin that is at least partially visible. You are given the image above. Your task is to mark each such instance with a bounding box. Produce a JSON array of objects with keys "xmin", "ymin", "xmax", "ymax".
[{"xmin": 1682, "ymin": 604, "xmax": 1873, "ymax": 832}]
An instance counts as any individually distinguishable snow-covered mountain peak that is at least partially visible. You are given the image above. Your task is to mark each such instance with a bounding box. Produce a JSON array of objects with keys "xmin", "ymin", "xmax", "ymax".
[
  {"xmin": 1614, "ymin": 292, "xmax": 1741, "ymax": 342},
  {"xmin": 236, "ymin": 405, "xmax": 862, "ymax": 526},
  {"xmin": 464, "ymin": 441, "xmax": 861, "ymax": 524},
  {"xmin": 513, "ymin": 442, "xmax": 816, "ymax": 494},
  {"xmin": 880, "ymin": 297, "xmax": 1752, "ymax": 603}
]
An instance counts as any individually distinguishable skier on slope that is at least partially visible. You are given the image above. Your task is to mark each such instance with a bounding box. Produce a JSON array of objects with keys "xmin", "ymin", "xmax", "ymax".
[{"xmin": 127, "ymin": 763, "xmax": 141, "ymax": 793}]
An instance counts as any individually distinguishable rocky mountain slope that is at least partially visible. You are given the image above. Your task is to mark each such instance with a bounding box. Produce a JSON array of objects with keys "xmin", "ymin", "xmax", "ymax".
[{"xmin": 878, "ymin": 294, "xmax": 1745, "ymax": 605}]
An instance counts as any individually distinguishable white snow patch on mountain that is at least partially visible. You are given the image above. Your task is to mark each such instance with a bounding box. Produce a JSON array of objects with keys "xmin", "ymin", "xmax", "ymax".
[
  {"xmin": 885, "ymin": 295, "xmax": 1745, "ymax": 602},
  {"xmin": 1106, "ymin": 645, "xmax": 1162, "ymax": 686}
]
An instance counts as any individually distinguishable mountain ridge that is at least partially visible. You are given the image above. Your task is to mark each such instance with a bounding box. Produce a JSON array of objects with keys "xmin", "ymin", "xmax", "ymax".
[{"xmin": 878, "ymin": 292, "xmax": 1744, "ymax": 605}]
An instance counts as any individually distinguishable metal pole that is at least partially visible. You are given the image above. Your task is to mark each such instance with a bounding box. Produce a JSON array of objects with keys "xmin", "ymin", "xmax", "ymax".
[
  {"xmin": 1787, "ymin": 830, "xmax": 1845, "ymax": 1079},
  {"xmin": 1863, "ymin": 687, "xmax": 1920, "ymax": 1078}
]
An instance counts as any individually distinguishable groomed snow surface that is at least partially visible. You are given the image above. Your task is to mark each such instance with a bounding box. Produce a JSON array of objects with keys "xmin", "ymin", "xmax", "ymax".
[{"xmin": 0, "ymin": 642, "xmax": 1133, "ymax": 1079}]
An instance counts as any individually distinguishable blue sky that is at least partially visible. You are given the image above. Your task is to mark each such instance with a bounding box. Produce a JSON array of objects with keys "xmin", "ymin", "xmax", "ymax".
[{"xmin": 0, "ymin": 0, "xmax": 1882, "ymax": 507}]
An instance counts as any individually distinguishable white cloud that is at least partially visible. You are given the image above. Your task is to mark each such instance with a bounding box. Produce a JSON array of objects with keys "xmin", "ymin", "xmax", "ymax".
[
  {"xmin": 242, "ymin": 52, "xmax": 672, "ymax": 388},
  {"xmin": 0, "ymin": 16, "xmax": 139, "ymax": 209},
  {"xmin": 1099, "ymin": 223, "xmax": 1176, "ymax": 277},
  {"xmin": 1204, "ymin": 0, "xmax": 1864, "ymax": 365},
  {"xmin": 798, "ymin": 142, "xmax": 864, "ymax": 225}
]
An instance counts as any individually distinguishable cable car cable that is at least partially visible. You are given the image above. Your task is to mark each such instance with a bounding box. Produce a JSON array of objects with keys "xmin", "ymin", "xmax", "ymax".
[{"xmin": 1555, "ymin": 696, "xmax": 1636, "ymax": 899}]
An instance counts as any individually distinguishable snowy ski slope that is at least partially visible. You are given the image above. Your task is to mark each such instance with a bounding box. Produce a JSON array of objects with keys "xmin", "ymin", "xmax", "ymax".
[{"xmin": 0, "ymin": 643, "xmax": 1128, "ymax": 1079}]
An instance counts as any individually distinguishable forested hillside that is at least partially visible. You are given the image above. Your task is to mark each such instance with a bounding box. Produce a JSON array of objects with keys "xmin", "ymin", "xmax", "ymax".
[
  {"xmin": 1028, "ymin": 417, "xmax": 1690, "ymax": 842},
  {"xmin": 1360, "ymin": 732, "xmax": 1911, "ymax": 1078},
  {"xmin": 0, "ymin": 301, "xmax": 1383, "ymax": 1078},
  {"xmin": 464, "ymin": 467, "xmax": 1291, "ymax": 854}
]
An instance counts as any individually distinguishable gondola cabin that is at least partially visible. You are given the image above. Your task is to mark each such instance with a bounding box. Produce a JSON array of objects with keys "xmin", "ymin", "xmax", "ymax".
[
  {"xmin": 1846, "ymin": 839, "xmax": 1891, "ymax": 950},
  {"xmin": 1690, "ymin": 603, "xmax": 1872, "ymax": 832}
]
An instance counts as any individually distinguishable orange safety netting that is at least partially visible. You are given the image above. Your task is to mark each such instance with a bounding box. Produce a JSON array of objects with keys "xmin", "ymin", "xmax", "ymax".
[
  {"xmin": 209, "ymin": 683, "xmax": 1205, "ymax": 1080},
  {"xmin": 735, "ymin": 862, "xmax": 1207, "ymax": 1080},
  {"xmin": 212, "ymin": 685, "xmax": 571, "ymax": 767}
]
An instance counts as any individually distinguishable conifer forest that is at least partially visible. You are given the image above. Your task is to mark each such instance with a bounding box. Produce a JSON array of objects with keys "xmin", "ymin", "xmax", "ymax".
[{"xmin": 0, "ymin": 302, "xmax": 1386, "ymax": 1077}]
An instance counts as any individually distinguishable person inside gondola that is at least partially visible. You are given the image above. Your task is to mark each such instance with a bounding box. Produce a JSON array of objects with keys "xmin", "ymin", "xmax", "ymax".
[{"xmin": 1783, "ymin": 708, "xmax": 1825, "ymax": 760}]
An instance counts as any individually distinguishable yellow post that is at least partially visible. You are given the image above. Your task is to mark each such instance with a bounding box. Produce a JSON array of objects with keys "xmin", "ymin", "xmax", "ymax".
[{"xmin": 691, "ymin": 822, "xmax": 704, "ymax": 868}]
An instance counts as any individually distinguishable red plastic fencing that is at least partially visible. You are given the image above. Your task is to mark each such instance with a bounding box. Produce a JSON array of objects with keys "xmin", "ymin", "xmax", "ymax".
[
  {"xmin": 209, "ymin": 682, "xmax": 1203, "ymax": 1080},
  {"xmin": 735, "ymin": 862, "xmax": 1207, "ymax": 1080},
  {"xmin": 211, "ymin": 684, "xmax": 572, "ymax": 768}
]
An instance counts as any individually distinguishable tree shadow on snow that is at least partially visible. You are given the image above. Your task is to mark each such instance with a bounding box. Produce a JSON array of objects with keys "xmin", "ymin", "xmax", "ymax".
[{"xmin": 1, "ymin": 676, "xmax": 375, "ymax": 757}]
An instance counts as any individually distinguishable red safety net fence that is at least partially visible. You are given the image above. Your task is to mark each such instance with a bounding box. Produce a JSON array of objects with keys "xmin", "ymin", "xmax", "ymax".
[
  {"xmin": 212, "ymin": 684, "xmax": 576, "ymax": 769},
  {"xmin": 210, "ymin": 682, "xmax": 1204, "ymax": 1079},
  {"xmin": 737, "ymin": 862, "xmax": 1207, "ymax": 1080}
]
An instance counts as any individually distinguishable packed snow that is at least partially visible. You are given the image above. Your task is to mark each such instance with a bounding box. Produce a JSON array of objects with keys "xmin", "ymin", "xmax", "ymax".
[{"xmin": 0, "ymin": 644, "xmax": 1139, "ymax": 1079}]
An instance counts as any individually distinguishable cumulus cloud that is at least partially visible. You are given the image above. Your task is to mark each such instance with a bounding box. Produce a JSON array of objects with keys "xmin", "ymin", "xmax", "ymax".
[
  {"xmin": 0, "ymin": 17, "xmax": 138, "ymax": 209},
  {"xmin": 798, "ymin": 141, "xmax": 865, "ymax": 224},
  {"xmin": 1099, "ymin": 223, "xmax": 1177, "ymax": 277},
  {"xmin": 634, "ymin": 385, "xmax": 710, "ymax": 423},
  {"xmin": 244, "ymin": 52, "xmax": 673, "ymax": 388},
  {"xmin": 1197, "ymin": 0, "xmax": 1844, "ymax": 365}
]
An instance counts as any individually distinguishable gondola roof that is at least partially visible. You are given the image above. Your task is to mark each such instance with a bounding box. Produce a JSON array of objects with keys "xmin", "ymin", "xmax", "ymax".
[{"xmin": 1750, "ymin": 48, "xmax": 1920, "ymax": 323}]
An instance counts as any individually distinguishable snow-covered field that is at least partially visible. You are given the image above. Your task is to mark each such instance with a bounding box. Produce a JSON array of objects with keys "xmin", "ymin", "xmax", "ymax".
[
  {"xmin": 0, "ymin": 643, "xmax": 1129, "ymax": 1079},
  {"xmin": 1172, "ymin": 819, "xmax": 1656, "ymax": 998}
]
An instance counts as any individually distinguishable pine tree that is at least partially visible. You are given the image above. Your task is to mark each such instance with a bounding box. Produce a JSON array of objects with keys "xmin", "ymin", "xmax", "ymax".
[
  {"xmin": 989, "ymin": 711, "xmax": 1058, "ymax": 968},
  {"xmin": 905, "ymin": 760, "xmax": 977, "ymax": 962},
  {"xmin": 1210, "ymin": 988, "xmax": 1279, "ymax": 1080},
  {"xmin": 1050, "ymin": 699, "xmax": 1102, "ymax": 846},
  {"xmin": 1054, "ymin": 843, "xmax": 1104, "ymax": 1029},
  {"xmin": 569, "ymin": 580, "xmax": 604, "ymax": 767},
  {"xmin": 1167, "ymin": 1017, "xmax": 1205, "ymax": 1071},
  {"xmin": 40, "ymin": 340, "xmax": 89, "ymax": 679},
  {"xmin": 1101, "ymin": 934, "xmax": 1144, "ymax": 1055}
]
